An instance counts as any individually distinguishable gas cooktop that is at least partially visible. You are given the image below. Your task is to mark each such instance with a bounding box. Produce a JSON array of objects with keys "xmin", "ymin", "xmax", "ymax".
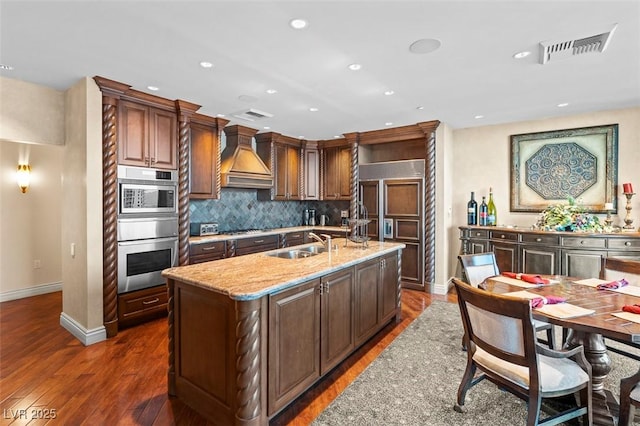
[{"xmin": 223, "ymin": 229, "xmax": 272, "ymax": 236}]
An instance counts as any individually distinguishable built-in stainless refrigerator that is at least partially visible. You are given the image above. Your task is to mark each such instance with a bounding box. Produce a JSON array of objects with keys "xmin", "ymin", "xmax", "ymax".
[{"xmin": 359, "ymin": 160, "xmax": 425, "ymax": 289}]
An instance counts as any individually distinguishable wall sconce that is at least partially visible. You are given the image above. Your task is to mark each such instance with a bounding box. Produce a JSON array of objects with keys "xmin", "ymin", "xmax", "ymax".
[{"xmin": 17, "ymin": 164, "xmax": 31, "ymax": 193}]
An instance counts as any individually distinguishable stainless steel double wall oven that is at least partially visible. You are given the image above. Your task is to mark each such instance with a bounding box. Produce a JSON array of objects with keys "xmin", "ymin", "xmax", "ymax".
[{"xmin": 117, "ymin": 165, "xmax": 178, "ymax": 294}]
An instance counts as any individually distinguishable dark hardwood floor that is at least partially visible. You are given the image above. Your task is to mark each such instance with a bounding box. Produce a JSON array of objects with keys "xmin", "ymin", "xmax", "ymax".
[{"xmin": 0, "ymin": 287, "xmax": 456, "ymax": 425}]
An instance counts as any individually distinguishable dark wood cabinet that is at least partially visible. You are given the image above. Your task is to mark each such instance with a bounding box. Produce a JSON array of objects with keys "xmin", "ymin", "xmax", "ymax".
[
  {"xmin": 322, "ymin": 144, "xmax": 351, "ymax": 200},
  {"xmin": 189, "ymin": 240, "xmax": 226, "ymax": 264},
  {"xmin": 303, "ymin": 142, "xmax": 320, "ymax": 200},
  {"xmin": 354, "ymin": 253, "xmax": 398, "ymax": 346},
  {"xmin": 118, "ymin": 99, "xmax": 177, "ymax": 170},
  {"xmin": 234, "ymin": 235, "xmax": 279, "ymax": 256},
  {"xmin": 117, "ymin": 285, "xmax": 168, "ymax": 327},
  {"xmin": 320, "ymin": 268, "xmax": 355, "ymax": 374},
  {"xmin": 189, "ymin": 115, "xmax": 227, "ymax": 199},
  {"xmin": 281, "ymin": 231, "xmax": 307, "ymax": 247},
  {"xmin": 460, "ymin": 226, "xmax": 640, "ymax": 279},
  {"xmin": 256, "ymin": 133, "xmax": 302, "ymax": 201},
  {"xmin": 268, "ymin": 279, "xmax": 321, "ymax": 414}
]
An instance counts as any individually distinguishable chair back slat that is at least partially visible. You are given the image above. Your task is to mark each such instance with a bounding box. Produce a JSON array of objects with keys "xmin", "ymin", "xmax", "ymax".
[
  {"xmin": 601, "ymin": 257, "xmax": 640, "ymax": 286},
  {"xmin": 458, "ymin": 253, "xmax": 500, "ymax": 287},
  {"xmin": 454, "ymin": 278, "xmax": 537, "ymax": 368}
]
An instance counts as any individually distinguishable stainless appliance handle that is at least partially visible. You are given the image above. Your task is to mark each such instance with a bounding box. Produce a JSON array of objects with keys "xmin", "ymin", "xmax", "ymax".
[{"xmin": 117, "ymin": 236, "xmax": 178, "ymax": 246}]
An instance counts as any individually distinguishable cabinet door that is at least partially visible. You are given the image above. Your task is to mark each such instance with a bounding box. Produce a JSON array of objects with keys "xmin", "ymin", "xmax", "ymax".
[
  {"xmin": 521, "ymin": 246, "xmax": 558, "ymax": 275},
  {"xmin": 273, "ymin": 144, "xmax": 289, "ymax": 199},
  {"xmin": 322, "ymin": 146, "xmax": 351, "ymax": 200},
  {"xmin": 118, "ymin": 100, "xmax": 149, "ymax": 167},
  {"xmin": 320, "ymin": 268, "xmax": 354, "ymax": 374},
  {"xmin": 268, "ymin": 279, "xmax": 321, "ymax": 415},
  {"xmin": 303, "ymin": 148, "xmax": 319, "ymax": 200},
  {"xmin": 562, "ymin": 250, "xmax": 606, "ymax": 279},
  {"xmin": 336, "ymin": 145, "xmax": 351, "ymax": 199},
  {"xmin": 360, "ymin": 181, "xmax": 379, "ymax": 240},
  {"xmin": 354, "ymin": 259, "xmax": 381, "ymax": 346},
  {"xmin": 149, "ymin": 107, "xmax": 177, "ymax": 169},
  {"xmin": 400, "ymin": 241, "xmax": 422, "ymax": 288},
  {"xmin": 491, "ymin": 242, "xmax": 519, "ymax": 273},
  {"xmin": 286, "ymin": 146, "xmax": 300, "ymax": 199},
  {"xmin": 189, "ymin": 122, "xmax": 218, "ymax": 199},
  {"xmin": 380, "ymin": 253, "xmax": 399, "ymax": 324}
]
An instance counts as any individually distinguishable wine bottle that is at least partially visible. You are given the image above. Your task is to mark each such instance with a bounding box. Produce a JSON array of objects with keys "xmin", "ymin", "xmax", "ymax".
[
  {"xmin": 487, "ymin": 187, "xmax": 497, "ymax": 226},
  {"xmin": 467, "ymin": 192, "xmax": 478, "ymax": 225},
  {"xmin": 479, "ymin": 196, "xmax": 488, "ymax": 226}
]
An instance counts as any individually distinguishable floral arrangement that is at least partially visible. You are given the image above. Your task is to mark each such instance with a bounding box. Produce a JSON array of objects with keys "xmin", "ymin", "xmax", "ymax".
[{"xmin": 536, "ymin": 197, "xmax": 604, "ymax": 232}]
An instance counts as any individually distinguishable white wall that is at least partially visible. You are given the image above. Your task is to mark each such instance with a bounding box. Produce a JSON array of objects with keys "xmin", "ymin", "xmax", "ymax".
[
  {"xmin": 0, "ymin": 141, "xmax": 63, "ymax": 300},
  {"xmin": 449, "ymin": 107, "xmax": 640, "ymax": 279}
]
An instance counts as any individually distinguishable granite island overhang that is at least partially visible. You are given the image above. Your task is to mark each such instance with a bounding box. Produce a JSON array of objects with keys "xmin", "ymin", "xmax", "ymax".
[{"xmin": 162, "ymin": 239, "xmax": 404, "ymax": 425}]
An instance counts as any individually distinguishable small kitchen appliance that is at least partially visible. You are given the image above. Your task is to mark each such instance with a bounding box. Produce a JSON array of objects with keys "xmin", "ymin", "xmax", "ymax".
[
  {"xmin": 190, "ymin": 222, "xmax": 219, "ymax": 236},
  {"xmin": 308, "ymin": 209, "xmax": 317, "ymax": 226},
  {"xmin": 341, "ymin": 210, "xmax": 349, "ymax": 226}
]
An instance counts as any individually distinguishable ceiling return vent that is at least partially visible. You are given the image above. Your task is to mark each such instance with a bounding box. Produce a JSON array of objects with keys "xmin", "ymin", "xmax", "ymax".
[
  {"xmin": 231, "ymin": 108, "xmax": 274, "ymax": 122},
  {"xmin": 539, "ymin": 24, "xmax": 617, "ymax": 64}
]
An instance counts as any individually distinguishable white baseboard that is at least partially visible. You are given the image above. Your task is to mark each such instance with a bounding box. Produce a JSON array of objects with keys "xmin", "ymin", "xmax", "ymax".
[
  {"xmin": 60, "ymin": 312, "xmax": 107, "ymax": 346},
  {"xmin": 0, "ymin": 281, "xmax": 63, "ymax": 302}
]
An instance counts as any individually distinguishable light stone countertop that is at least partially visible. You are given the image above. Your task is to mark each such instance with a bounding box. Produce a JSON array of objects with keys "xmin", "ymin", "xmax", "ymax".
[
  {"xmin": 189, "ymin": 225, "xmax": 348, "ymax": 244},
  {"xmin": 163, "ymin": 238, "xmax": 404, "ymax": 300}
]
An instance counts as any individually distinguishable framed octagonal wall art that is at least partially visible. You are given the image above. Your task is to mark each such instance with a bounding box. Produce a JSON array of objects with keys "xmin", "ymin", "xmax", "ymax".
[{"xmin": 510, "ymin": 124, "xmax": 618, "ymax": 213}]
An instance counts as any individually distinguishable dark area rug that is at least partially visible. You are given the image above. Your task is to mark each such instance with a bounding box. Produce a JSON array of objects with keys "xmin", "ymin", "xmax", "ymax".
[{"xmin": 313, "ymin": 301, "xmax": 640, "ymax": 426}]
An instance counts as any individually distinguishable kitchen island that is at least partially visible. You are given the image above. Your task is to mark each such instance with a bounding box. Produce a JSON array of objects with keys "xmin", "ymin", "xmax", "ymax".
[{"xmin": 162, "ymin": 239, "xmax": 404, "ymax": 425}]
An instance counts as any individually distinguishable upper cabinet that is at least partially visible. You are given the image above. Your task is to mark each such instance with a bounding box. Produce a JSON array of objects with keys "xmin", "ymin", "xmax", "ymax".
[
  {"xmin": 189, "ymin": 114, "xmax": 229, "ymax": 199},
  {"xmin": 302, "ymin": 141, "xmax": 319, "ymax": 200},
  {"xmin": 256, "ymin": 132, "xmax": 302, "ymax": 201},
  {"xmin": 118, "ymin": 99, "xmax": 177, "ymax": 170},
  {"xmin": 321, "ymin": 142, "xmax": 351, "ymax": 200}
]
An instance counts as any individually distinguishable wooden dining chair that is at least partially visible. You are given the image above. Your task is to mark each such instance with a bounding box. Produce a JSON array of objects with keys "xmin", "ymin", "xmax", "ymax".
[
  {"xmin": 601, "ymin": 257, "xmax": 640, "ymax": 426},
  {"xmin": 452, "ymin": 278, "xmax": 592, "ymax": 426},
  {"xmin": 458, "ymin": 253, "xmax": 557, "ymax": 349}
]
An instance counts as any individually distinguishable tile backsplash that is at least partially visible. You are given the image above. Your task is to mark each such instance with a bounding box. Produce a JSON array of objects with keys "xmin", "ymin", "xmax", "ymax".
[{"xmin": 189, "ymin": 188, "xmax": 349, "ymax": 232}]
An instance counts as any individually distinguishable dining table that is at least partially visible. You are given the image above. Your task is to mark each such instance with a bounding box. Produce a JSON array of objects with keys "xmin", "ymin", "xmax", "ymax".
[{"xmin": 483, "ymin": 274, "xmax": 640, "ymax": 426}]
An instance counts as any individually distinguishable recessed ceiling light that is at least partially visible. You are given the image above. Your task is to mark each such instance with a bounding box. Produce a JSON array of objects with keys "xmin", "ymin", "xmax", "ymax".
[
  {"xmin": 199, "ymin": 61, "xmax": 214, "ymax": 68},
  {"xmin": 474, "ymin": 115, "xmax": 484, "ymax": 119},
  {"xmin": 216, "ymin": 113, "xmax": 226, "ymax": 118},
  {"xmin": 334, "ymin": 135, "xmax": 341, "ymax": 139},
  {"xmin": 348, "ymin": 63, "xmax": 362, "ymax": 71},
  {"xmin": 309, "ymin": 107, "xmax": 319, "ymax": 112},
  {"xmin": 384, "ymin": 90, "xmax": 395, "ymax": 96},
  {"xmin": 513, "ymin": 51, "xmax": 531, "ymax": 59},
  {"xmin": 147, "ymin": 86, "xmax": 159, "ymax": 91},
  {"xmin": 416, "ymin": 106, "xmax": 424, "ymax": 110},
  {"xmin": 289, "ymin": 18, "xmax": 308, "ymax": 30},
  {"xmin": 266, "ymin": 89, "xmax": 277, "ymax": 94},
  {"xmin": 409, "ymin": 38, "xmax": 441, "ymax": 54},
  {"xmin": 385, "ymin": 122, "xmax": 393, "ymax": 126},
  {"xmin": 0, "ymin": 64, "xmax": 14, "ymax": 70},
  {"xmin": 298, "ymin": 135, "xmax": 305, "ymax": 139},
  {"xmin": 557, "ymin": 102, "xmax": 569, "ymax": 108},
  {"xmin": 263, "ymin": 126, "xmax": 271, "ymax": 130}
]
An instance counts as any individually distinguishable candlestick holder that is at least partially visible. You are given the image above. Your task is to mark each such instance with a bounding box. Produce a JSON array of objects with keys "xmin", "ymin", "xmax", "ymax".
[
  {"xmin": 622, "ymin": 192, "xmax": 636, "ymax": 232},
  {"xmin": 604, "ymin": 209, "xmax": 614, "ymax": 229}
]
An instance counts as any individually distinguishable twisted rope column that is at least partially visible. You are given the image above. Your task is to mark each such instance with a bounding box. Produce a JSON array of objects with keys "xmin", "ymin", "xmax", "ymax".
[
  {"xmin": 350, "ymin": 137, "xmax": 359, "ymax": 225},
  {"xmin": 424, "ymin": 130, "xmax": 437, "ymax": 285},
  {"xmin": 235, "ymin": 299, "xmax": 262, "ymax": 423},
  {"xmin": 102, "ymin": 99, "xmax": 119, "ymax": 337},
  {"xmin": 177, "ymin": 118, "xmax": 190, "ymax": 266}
]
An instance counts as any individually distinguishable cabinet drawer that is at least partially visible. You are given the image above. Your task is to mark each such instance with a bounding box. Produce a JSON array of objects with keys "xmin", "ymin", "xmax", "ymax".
[
  {"xmin": 561, "ymin": 236, "xmax": 606, "ymax": 248},
  {"xmin": 118, "ymin": 285, "xmax": 168, "ymax": 326},
  {"xmin": 608, "ymin": 238, "xmax": 640, "ymax": 250},
  {"xmin": 490, "ymin": 231, "xmax": 518, "ymax": 242},
  {"xmin": 469, "ymin": 229, "xmax": 489, "ymax": 239},
  {"xmin": 190, "ymin": 241, "xmax": 226, "ymax": 257},
  {"xmin": 236, "ymin": 234, "xmax": 279, "ymax": 249},
  {"xmin": 521, "ymin": 234, "xmax": 559, "ymax": 245}
]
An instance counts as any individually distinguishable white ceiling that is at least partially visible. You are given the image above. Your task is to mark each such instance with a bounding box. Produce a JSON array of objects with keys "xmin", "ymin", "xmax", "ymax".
[{"xmin": 1, "ymin": 0, "xmax": 639, "ymax": 140}]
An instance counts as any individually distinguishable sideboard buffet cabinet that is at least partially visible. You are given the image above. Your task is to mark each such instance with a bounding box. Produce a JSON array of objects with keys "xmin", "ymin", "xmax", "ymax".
[{"xmin": 459, "ymin": 226, "xmax": 640, "ymax": 279}]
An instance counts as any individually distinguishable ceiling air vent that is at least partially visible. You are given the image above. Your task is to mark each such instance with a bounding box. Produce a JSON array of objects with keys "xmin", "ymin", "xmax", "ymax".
[
  {"xmin": 539, "ymin": 24, "xmax": 617, "ymax": 64},
  {"xmin": 231, "ymin": 108, "xmax": 274, "ymax": 122}
]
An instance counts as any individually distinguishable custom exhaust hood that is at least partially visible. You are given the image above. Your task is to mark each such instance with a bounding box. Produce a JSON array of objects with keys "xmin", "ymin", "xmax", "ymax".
[{"xmin": 220, "ymin": 124, "xmax": 274, "ymax": 189}]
